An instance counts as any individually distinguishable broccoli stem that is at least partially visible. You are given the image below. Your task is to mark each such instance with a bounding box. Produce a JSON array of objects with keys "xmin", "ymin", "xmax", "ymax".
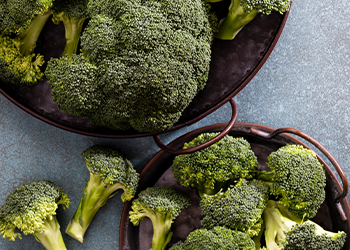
[
  {"xmin": 52, "ymin": 12, "xmax": 86, "ymax": 57},
  {"xmin": 65, "ymin": 172, "xmax": 125, "ymax": 243},
  {"xmin": 149, "ymin": 213, "xmax": 174, "ymax": 250},
  {"xmin": 215, "ymin": 0, "xmax": 258, "ymax": 40},
  {"xmin": 33, "ymin": 216, "xmax": 67, "ymax": 250},
  {"xmin": 17, "ymin": 10, "xmax": 52, "ymax": 56}
]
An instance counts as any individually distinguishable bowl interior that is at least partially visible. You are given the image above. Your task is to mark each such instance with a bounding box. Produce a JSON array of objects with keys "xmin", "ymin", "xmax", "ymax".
[{"xmin": 120, "ymin": 123, "xmax": 350, "ymax": 250}]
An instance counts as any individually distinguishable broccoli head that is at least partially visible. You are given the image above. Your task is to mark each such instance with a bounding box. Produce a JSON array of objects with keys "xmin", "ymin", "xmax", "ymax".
[
  {"xmin": 263, "ymin": 200, "xmax": 346, "ymax": 250},
  {"xmin": 258, "ymin": 144, "xmax": 326, "ymax": 220},
  {"xmin": 0, "ymin": 0, "xmax": 54, "ymax": 86},
  {"xmin": 169, "ymin": 226, "xmax": 255, "ymax": 250},
  {"xmin": 0, "ymin": 180, "xmax": 70, "ymax": 250},
  {"xmin": 129, "ymin": 186, "xmax": 191, "ymax": 250},
  {"xmin": 214, "ymin": 0, "xmax": 292, "ymax": 40},
  {"xmin": 200, "ymin": 178, "xmax": 269, "ymax": 237},
  {"xmin": 46, "ymin": 0, "xmax": 217, "ymax": 133},
  {"xmin": 65, "ymin": 145, "xmax": 139, "ymax": 243},
  {"xmin": 172, "ymin": 133, "xmax": 258, "ymax": 197}
]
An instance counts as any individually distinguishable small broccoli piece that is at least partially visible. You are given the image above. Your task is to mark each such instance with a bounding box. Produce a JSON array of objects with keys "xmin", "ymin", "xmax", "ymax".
[
  {"xmin": 51, "ymin": 0, "xmax": 89, "ymax": 56},
  {"xmin": 200, "ymin": 178, "xmax": 269, "ymax": 237},
  {"xmin": 0, "ymin": 180, "xmax": 70, "ymax": 250},
  {"xmin": 46, "ymin": 0, "xmax": 217, "ymax": 132},
  {"xmin": 214, "ymin": 0, "xmax": 292, "ymax": 40},
  {"xmin": 263, "ymin": 200, "xmax": 346, "ymax": 250},
  {"xmin": 169, "ymin": 226, "xmax": 255, "ymax": 250},
  {"xmin": 0, "ymin": 7, "xmax": 52, "ymax": 86},
  {"xmin": 129, "ymin": 186, "xmax": 191, "ymax": 250},
  {"xmin": 65, "ymin": 145, "xmax": 139, "ymax": 243},
  {"xmin": 257, "ymin": 144, "xmax": 326, "ymax": 220},
  {"xmin": 172, "ymin": 133, "xmax": 258, "ymax": 197}
]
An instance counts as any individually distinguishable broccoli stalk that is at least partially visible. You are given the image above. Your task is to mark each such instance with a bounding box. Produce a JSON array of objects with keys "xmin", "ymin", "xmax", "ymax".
[
  {"xmin": 215, "ymin": 0, "xmax": 292, "ymax": 40},
  {"xmin": 65, "ymin": 145, "xmax": 139, "ymax": 243},
  {"xmin": 0, "ymin": 180, "xmax": 70, "ymax": 250},
  {"xmin": 215, "ymin": 0, "xmax": 258, "ymax": 40},
  {"xmin": 262, "ymin": 200, "xmax": 346, "ymax": 250},
  {"xmin": 52, "ymin": 12, "xmax": 87, "ymax": 56},
  {"xmin": 33, "ymin": 216, "xmax": 67, "ymax": 250},
  {"xmin": 0, "ymin": 10, "xmax": 52, "ymax": 85},
  {"xmin": 129, "ymin": 186, "xmax": 191, "ymax": 250},
  {"xmin": 51, "ymin": 0, "xmax": 89, "ymax": 57}
]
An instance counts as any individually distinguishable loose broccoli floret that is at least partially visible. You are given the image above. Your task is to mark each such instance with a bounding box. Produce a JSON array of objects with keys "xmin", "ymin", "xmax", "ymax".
[
  {"xmin": 262, "ymin": 200, "xmax": 346, "ymax": 250},
  {"xmin": 129, "ymin": 186, "xmax": 191, "ymax": 250},
  {"xmin": 214, "ymin": 0, "xmax": 292, "ymax": 40},
  {"xmin": 257, "ymin": 144, "xmax": 326, "ymax": 220},
  {"xmin": 200, "ymin": 178, "xmax": 269, "ymax": 237},
  {"xmin": 65, "ymin": 145, "xmax": 139, "ymax": 243},
  {"xmin": 172, "ymin": 133, "xmax": 258, "ymax": 197},
  {"xmin": 0, "ymin": 180, "xmax": 70, "ymax": 250},
  {"xmin": 0, "ymin": 1, "xmax": 54, "ymax": 86},
  {"xmin": 51, "ymin": 0, "xmax": 89, "ymax": 56},
  {"xmin": 169, "ymin": 226, "xmax": 255, "ymax": 250},
  {"xmin": 46, "ymin": 0, "xmax": 217, "ymax": 132}
]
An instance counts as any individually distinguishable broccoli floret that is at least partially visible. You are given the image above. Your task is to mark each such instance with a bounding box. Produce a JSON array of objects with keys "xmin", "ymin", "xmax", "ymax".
[
  {"xmin": 257, "ymin": 144, "xmax": 326, "ymax": 220},
  {"xmin": 0, "ymin": 1, "xmax": 54, "ymax": 86},
  {"xmin": 0, "ymin": 180, "xmax": 70, "ymax": 250},
  {"xmin": 46, "ymin": 0, "xmax": 217, "ymax": 132},
  {"xmin": 129, "ymin": 186, "xmax": 191, "ymax": 250},
  {"xmin": 51, "ymin": 0, "xmax": 89, "ymax": 56},
  {"xmin": 262, "ymin": 200, "xmax": 346, "ymax": 250},
  {"xmin": 214, "ymin": 0, "xmax": 292, "ymax": 40},
  {"xmin": 172, "ymin": 133, "xmax": 258, "ymax": 197},
  {"xmin": 65, "ymin": 145, "xmax": 139, "ymax": 243},
  {"xmin": 169, "ymin": 226, "xmax": 255, "ymax": 250},
  {"xmin": 200, "ymin": 178, "xmax": 269, "ymax": 237}
]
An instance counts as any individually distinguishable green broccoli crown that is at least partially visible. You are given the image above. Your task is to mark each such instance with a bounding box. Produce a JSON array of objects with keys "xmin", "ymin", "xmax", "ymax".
[
  {"xmin": 0, "ymin": 35, "xmax": 45, "ymax": 86},
  {"xmin": 1, "ymin": 0, "xmax": 54, "ymax": 34},
  {"xmin": 129, "ymin": 186, "xmax": 191, "ymax": 226},
  {"xmin": 169, "ymin": 226, "xmax": 255, "ymax": 250},
  {"xmin": 0, "ymin": 6, "xmax": 52, "ymax": 86},
  {"xmin": 172, "ymin": 133, "xmax": 258, "ymax": 196},
  {"xmin": 200, "ymin": 179, "xmax": 269, "ymax": 237},
  {"xmin": 81, "ymin": 145, "xmax": 139, "ymax": 200},
  {"xmin": 47, "ymin": 0, "xmax": 217, "ymax": 133},
  {"xmin": 282, "ymin": 221, "xmax": 347, "ymax": 250},
  {"xmin": 263, "ymin": 200, "xmax": 346, "ymax": 250},
  {"xmin": 240, "ymin": 0, "xmax": 292, "ymax": 15},
  {"xmin": 0, "ymin": 180, "xmax": 70, "ymax": 241},
  {"xmin": 261, "ymin": 144, "xmax": 326, "ymax": 219}
]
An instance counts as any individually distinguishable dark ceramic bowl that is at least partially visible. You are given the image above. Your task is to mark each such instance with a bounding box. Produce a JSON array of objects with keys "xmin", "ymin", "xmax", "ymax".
[
  {"xmin": 119, "ymin": 122, "xmax": 350, "ymax": 250},
  {"xmin": 0, "ymin": 2, "xmax": 290, "ymax": 138}
]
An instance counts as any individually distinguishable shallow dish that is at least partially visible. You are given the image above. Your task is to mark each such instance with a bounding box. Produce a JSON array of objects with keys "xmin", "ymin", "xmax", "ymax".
[
  {"xmin": 119, "ymin": 122, "xmax": 350, "ymax": 250},
  {"xmin": 0, "ymin": 2, "xmax": 289, "ymax": 138}
]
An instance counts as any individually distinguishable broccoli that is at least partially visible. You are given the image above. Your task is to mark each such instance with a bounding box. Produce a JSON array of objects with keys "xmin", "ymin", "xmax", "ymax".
[
  {"xmin": 129, "ymin": 186, "xmax": 191, "ymax": 250},
  {"xmin": 0, "ymin": 180, "xmax": 70, "ymax": 250},
  {"xmin": 257, "ymin": 144, "xmax": 326, "ymax": 220},
  {"xmin": 172, "ymin": 133, "xmax": 258, "ymax": 197},
  {"xmin": 213, "ymin": 0, "xmax": 292, "ymax": 40},
  {"xmin": 262, "ymin": 200, "xmax": 346, "ymax": 250},
  {"xmin": 51, "ymin": 0, "xmax": 89, "ymax": 56},
  {"xmin": 45, "ymin": 0, "xmax": 217, "ymax": 133},
  {"xmin": 0, "ymin": 0, "xmax": 54, "ymax": 86},
  {"xmin": 65, "ymin": 145, "xmax": 139, "ymax": 243},
  {"xmin": 169, "ymin": 226, "xmax": 255, "ymax": 250},
  {"xmin": 200, "ymin": 178, "xmax": 269, "ymax": 237}
]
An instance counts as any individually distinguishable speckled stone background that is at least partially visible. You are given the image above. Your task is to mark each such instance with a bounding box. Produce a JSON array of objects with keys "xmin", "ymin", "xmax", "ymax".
[{"xmin": 0, "ymin": 0, "xmax": 350, "ymax": 249}]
